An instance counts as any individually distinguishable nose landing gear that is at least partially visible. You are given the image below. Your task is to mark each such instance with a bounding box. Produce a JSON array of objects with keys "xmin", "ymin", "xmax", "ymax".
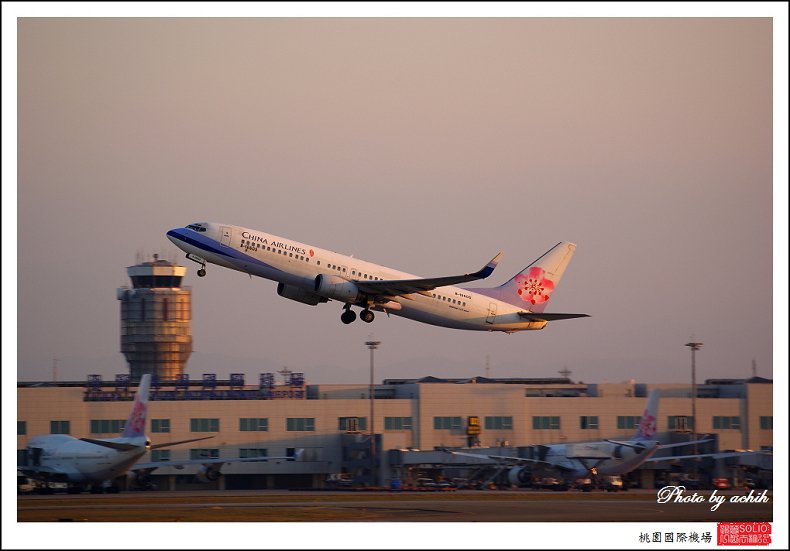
[{"xmin": 186, "ymin": 253, "xmax": 207, "ymax": 277}]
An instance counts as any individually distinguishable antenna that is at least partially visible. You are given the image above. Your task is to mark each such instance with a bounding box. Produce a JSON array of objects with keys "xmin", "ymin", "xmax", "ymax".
[
  {"xmin": 559, "ymin": 366, "xmax": 572, "ymax": 380},
  {"xmin": 485, "ymin": 355, "xmax": 490, "ymax": 378},
  {"xmin": 751, "ymin": 359, "xmax": 757, "ymax": 378}
]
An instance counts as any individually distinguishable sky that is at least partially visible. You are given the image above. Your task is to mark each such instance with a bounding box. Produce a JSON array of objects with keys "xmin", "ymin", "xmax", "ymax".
[
  {"xmin": 9, "ymin": 10, "xmax": 784, "ymax": 389},
  {"xmin": 4, "ymin": 4, "xmax": 788, "ymax": 549}
]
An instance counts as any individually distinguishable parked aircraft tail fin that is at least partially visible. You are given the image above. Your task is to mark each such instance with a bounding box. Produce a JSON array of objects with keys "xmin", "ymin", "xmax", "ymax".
[
  {"xmin": 121, "ymin": 374, "xmax": 151, "ymax": 438},
  {"xmin": 634, "ymin": 390, "xmax": 660, "ymax": 441}
]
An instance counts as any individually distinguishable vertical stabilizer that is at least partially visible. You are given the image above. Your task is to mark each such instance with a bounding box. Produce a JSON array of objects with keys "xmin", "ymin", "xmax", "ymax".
[
  {"xmin": 633, "ymin": 390, "xmax": 660, "ymax": 441},
  {"xmin": 121, "ymin": 374, "xmax": 151, "ymax": 438},
  {"xmin": 469, "ymin": 242, "xmax": 577, "ymax": 313}
]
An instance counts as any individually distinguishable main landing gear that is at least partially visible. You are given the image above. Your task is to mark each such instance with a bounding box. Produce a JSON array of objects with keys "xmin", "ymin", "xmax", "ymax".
[
  {"xmin": 341, "ymin": 304, "xmax": 375, "ymax": 324},
  {"xmin": 186, "ymin": 253, "xmax": 207, "ymax": 277}
]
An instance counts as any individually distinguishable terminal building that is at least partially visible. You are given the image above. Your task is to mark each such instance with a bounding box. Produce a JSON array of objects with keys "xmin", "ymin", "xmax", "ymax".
[{"xmin": 16, "ymin": 373, "xmax": 773, "ymax": 490}]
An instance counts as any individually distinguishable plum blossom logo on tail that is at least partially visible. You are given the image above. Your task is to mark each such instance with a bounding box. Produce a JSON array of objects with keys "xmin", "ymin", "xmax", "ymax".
[
  {"xmin": 128, "ymin": 400, "xmax": 146, "ymax": 435},
  {"xmin": 515, "ymin": 267, "xmax": 555, "ymax": 304},
  {"xmin": 639, "ymin": 409, "xmax": 657, "ymax": 438}
]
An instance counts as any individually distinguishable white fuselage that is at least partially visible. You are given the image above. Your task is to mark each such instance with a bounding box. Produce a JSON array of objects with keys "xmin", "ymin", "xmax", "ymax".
[
  {"xmin": 24, "ymin": 434, "xmax": 147, "ymax": 484},
  {"xmin": 541, "ymin": 440, "xmax": 660, "ymax": 478},
  {"xmin": 167, "ymin": 223, "xmax": 548, "ymax": 332}
]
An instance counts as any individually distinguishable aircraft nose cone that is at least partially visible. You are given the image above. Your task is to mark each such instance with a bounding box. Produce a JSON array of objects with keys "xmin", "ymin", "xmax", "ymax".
[{"xmin": 166, "ymin": 229, "xmax": 184, "ymax": 245}]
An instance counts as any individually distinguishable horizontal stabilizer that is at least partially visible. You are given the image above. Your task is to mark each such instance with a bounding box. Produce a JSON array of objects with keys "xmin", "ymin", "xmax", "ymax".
[
  {"xmin": 517, "ymin": 312, "xmax": 590, "ymax": 322},
  {"xmin": 79, "ymin": 438, "xmax": 141, "ymax": 452}
]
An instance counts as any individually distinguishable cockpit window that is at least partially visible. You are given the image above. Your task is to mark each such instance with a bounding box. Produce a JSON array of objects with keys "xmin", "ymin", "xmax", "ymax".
[{"xmin": 186, "ymin": 223, "xmax": 207, "ymax": 233}]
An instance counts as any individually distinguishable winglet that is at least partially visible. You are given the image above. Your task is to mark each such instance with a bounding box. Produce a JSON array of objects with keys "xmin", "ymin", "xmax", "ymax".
[{"xmin": 476, "ymin": 252, "xmax": 503, "ymax": 279}]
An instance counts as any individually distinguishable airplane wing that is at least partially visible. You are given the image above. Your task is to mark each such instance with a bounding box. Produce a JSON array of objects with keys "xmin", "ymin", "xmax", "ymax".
[
  {"xmin": 351, "ymin": 252, "xmax": 503, "ymax": 297},
  {"xmin": 149, "ymin": 435, "xmax": 215, "ymax": 450},
  {"xmin": 518, "ymin": 312, "xmax": 590, "ymax": 322}
]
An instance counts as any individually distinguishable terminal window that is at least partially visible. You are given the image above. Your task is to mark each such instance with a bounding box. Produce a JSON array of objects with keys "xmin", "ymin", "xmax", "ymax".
[
  {"xmin": 579, "ymin": 416, "xmax": 599, "ymax": 429},
  {"xmin": 50, "ymin": 420, "xmax": 70, "ymax": 434},
  {"xmin": 384, "ymin": 417, "xmax": 413, "ymax": 430},
  {"xmin": 485, "ymin": 416, "xmax": 513, "ymax": 430},
  {"xmin": 17, "ymin": 421, "xmax": 26, "ymax": 435},
  {"xmin": 286, "ymin": 418, "xmax": 315, "ymax": 431},
  {"xmin": 151, "ymin": 419, "xmax": 171, "ymax": 433},
  {"xmin": 151, "ymin": 450, "xmax": 170, "ymax": 462},
  {"xmin": 240, "ymin": 418, "xmax": 269, "ymax": 431},
  {"xmin": 713, "ymin": 416, "xmax": 741, "ymax": 430},
  {"xmin": 532, "ymin": 416, "xmax": 560, "ymax": 430},
  {"xmin": 90, "ymin": 419, "xmax": 126, "ymax": 434},
  {"xmin": 434, "ymin": 416, "xmax": 462, "ymax": 430},
  {"xmin": 240, "ymin": 448, "xmax": 268, "ymax": 458},
  {"xmin": 190, "ymin": 418, "xmax": 220, "ymax": 432},
  {"xmin": 338, "ymin": 417, "xmax": 367, "ymax": 431},
  {"xmin": 190, "ymin": 448, "xmax": 220, "ymax": 460},
  {"xmin": 617, "ymin": 416, "xmax": 641, "ymax": 430},
  {"xmin": 668, "ymin": 416, "xmax": 694, "ymax": 430},
  {"xmin": 760, "ymin": 416, "xmax": 773, "ymax": 429}
]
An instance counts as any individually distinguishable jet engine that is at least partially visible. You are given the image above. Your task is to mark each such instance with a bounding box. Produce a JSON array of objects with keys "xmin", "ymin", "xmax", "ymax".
[
  {"xmin": 507, "ymin": 467, "xmax": 533, "ymax": 486},
  {"xmin": 196, "ymin": 465, "xmax": 222, "ymax": 483},
  {"xmin": 277, "ymin": 282, "xmax": 329, "ymax": 306},
  {"xmin": 314, "ymin": 274, "xmax": 361, "ymax": 303}
]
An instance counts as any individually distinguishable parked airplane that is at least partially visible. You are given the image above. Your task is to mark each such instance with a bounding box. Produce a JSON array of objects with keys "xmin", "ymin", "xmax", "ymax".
[
  {"xmin": 18, "ymin": 375, "xmax": 302, "ymax": 492},
  {"xmin": 444, "ymin": 390, "xmax": 722, "ymax": 485},
  {"xmin": 166, "ymin": 222, "xmax": 588, "ymax": 331}
]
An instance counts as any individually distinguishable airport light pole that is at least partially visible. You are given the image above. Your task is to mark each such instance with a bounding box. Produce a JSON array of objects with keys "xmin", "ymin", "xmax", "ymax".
[
  {"xmin": 366, "ymin": 340, "xmax": 381, "ymax": 487},
  {"xmin": 685, "ymin": 342, "xmax": 703, "ymax": 478}
]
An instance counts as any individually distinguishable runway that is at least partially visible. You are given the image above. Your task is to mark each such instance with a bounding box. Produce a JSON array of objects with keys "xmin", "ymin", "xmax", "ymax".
[{"xmin": 17, "ymin": 489, "xmax": 773, "ymax": 522}]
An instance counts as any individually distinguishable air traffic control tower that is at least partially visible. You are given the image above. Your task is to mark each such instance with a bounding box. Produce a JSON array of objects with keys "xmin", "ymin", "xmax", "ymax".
[{"xmin": 117, "ymin": 255, "xmax": 193, "ymax": 381}]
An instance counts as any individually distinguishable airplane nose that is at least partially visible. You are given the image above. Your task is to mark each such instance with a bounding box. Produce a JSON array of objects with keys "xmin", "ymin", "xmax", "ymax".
[{"xmin": 166, "ymin": 229, "xmax": 184, "ymax": 246}]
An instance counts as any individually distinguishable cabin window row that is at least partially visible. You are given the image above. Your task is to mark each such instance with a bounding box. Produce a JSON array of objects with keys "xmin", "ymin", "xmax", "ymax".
[
  {"xmin": 430, "ymin": 293, "xmax": 467, "ymax": 307},
  {"xmin": 240, "ymin": 240, "xmax": 311, "ymax": 263}
]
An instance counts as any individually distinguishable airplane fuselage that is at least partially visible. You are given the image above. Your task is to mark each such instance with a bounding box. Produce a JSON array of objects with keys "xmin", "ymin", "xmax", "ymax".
[
  {"xmin": 23, "ymin": 434, "xmax": 147, "ymax": 484},
  {"xmin": 542, "ymin": 440, "xmax": 660, "ymax": 478},
  {"xmin": 167, "ymin": 222, "xmax": 551, "ymax": 332}
]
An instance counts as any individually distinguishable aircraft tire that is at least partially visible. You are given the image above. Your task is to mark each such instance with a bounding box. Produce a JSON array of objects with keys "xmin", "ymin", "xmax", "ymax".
[
  {"xmin": 341, "ymin": 310, "xmax": 357, "ymax": 324},
  {"xmin": 360, "ymin": 310, "xmax": 375, "ymax": 323}
]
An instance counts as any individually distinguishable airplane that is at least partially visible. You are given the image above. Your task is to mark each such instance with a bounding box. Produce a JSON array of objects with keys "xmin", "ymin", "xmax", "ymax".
[
  {"xmin": 18, "ymin": 375, "xmax": 302, "ymax": 493},
  {"xmin": 442, "ymin": 390, "xmax": 732, "ymax": 486},
  {"xmin": 166, "ymin": 222, "xmax": 588, "ymax": 331}
]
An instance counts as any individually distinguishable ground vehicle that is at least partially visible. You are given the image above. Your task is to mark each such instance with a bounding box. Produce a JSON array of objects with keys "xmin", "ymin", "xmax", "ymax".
[
  {"xmin": 713, "ymin": 477, "xmax": 732, "ymax": 490},
  {"xmin": 325, "ymin": 473, "xmax": 353, "ymax": 488},
  {"xmin": 17, "ymin": 472, "xmax": 35, "ymax": 494},
  {"xmin": 415, "ymin": 477, "xmax": 438, "ymax": 490},
  {"xmin": 601, "ymin": 475, "xmax": 624, "ymax": 492},
  {"xmin": 537, "ymin": 477, "xmax": 569, "ymax": 491},
  {"xmin": 573, "ymin": 477, "xmax": 594, "ymax": 492}
]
